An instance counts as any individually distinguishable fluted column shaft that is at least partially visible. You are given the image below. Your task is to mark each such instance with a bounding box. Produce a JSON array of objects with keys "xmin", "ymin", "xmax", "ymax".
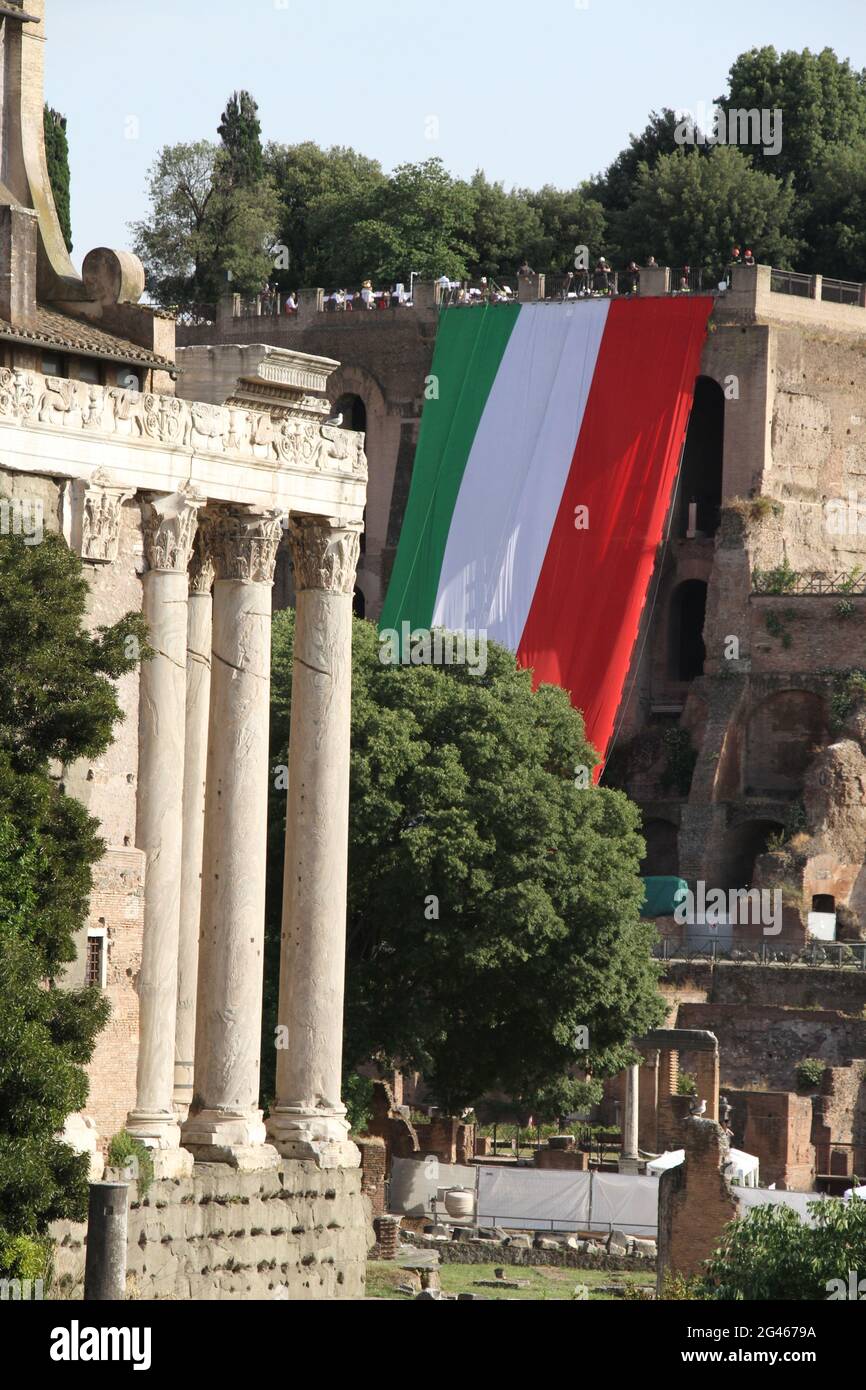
[
  {"xmin": 182, "ymin": 508, "xmax": 282, "ymax": 1165},
  {"xmin": 267, "ymin": 515, "xmax": 362, "ymax": 1168},
  {"xmin": 173, "ymin": 528, "xmax": 215, "ymax": 1117},
  {"xmin": 127, "ymin": 488, "xmax": 203, "ymax": 1169}
]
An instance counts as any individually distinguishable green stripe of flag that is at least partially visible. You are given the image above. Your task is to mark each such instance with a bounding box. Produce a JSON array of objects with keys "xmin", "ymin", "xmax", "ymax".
[{"xmin": 380, "ymin": 302, "xmax": 521, "ymax": 631}]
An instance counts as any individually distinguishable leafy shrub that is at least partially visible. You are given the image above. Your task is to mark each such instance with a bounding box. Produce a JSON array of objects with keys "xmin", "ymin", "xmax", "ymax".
[
  {"xmin": 698, "ymin": 1196, "xmax": 866, "ymax": 1301},
  {"xmin": 676, "ymin": 1072, "xmax": 698, "ymax": 1096},
  {"xmin": 795, "ymin": 1058, "xmax": 826, "ymax": 1091},
  {"xmin": 106, "ymin": 1132, "xmax": 154, "ymax": 1198}
]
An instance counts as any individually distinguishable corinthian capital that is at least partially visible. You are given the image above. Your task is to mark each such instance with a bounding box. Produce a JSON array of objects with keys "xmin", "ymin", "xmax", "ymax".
[
  {"xmin": 188, "ymin": 516, "xmax": 217, "ymax": 594},
  {"xmin": 142, "ymin": 485, "xmax": 206, "ymax": 574},
  {"xmin": 211, "ymin": 507, "xmax": 284, "ymax": 585},
  {"xmin": 287, "ymin": 515, "xmax": 362, "ymax": 595}
]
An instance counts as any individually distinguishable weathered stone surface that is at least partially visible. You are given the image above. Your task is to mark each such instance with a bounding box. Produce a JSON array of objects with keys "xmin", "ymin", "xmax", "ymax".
[{"xmin": 50, "ymin": 1161, "xmax": 371, "ymax": 1301}]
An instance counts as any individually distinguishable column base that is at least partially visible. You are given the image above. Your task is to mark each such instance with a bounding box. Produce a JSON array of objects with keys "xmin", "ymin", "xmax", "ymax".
[
  {"xmin": 181, "ymin": 1108, "xmax": 280, "ymax": 1169},
  {"xmin": 617, "ymin": 1157, "xmax": 641, "ymax": 1175},
  {"xmin": 126, "ymin": 1109, "xmax": 185, "ymax": 1151},
  {"xmin": 266, "ymin": 1106, "xmax": 361, "ymax": 1170}
]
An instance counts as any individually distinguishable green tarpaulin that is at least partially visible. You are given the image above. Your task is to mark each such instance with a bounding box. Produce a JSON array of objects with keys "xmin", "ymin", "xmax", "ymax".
[{"xmin": 641, "ymin": 876, "xmax": 688, "ymax": 918}]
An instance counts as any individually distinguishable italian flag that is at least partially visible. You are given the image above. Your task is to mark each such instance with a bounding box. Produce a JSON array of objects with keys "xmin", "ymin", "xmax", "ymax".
[{"xmin": 381, "ymin": 296, "xmax": 713, "ymax": 767}]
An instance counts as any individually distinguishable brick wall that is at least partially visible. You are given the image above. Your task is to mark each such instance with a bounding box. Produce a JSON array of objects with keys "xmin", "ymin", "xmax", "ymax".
[
  {"xmin": 356, "ymin": 1137, "xmax": 387, "ymax": 1218},
  {"xmin": 657, "ymin": 1118, "xmax": 739, "ymax": 1289},
  {"xmin": 677, "ymin": 1002, "xmax": 866, "ymax": 1091},
  {"xmin": 735, "ymin": 1089, "xmax": 815, "ymax": 1189}
]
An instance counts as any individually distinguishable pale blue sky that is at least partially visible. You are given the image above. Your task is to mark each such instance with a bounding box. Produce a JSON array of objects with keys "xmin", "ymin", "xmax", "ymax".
[{"xmin": 44, "ymin": 0, "xmax": 866, "ymax": 270}]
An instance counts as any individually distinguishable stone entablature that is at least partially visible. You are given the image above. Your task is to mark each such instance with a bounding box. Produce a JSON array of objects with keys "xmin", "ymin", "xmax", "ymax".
[{"xmin": 0, "ymin": 365, "xmax": 367, "ymax": 491}]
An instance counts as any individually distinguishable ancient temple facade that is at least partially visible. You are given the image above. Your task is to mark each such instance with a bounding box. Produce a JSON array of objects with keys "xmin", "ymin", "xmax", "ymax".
[{"xmin": 0, "ymin": 1, "xmax": 370, "ymax": 1288}]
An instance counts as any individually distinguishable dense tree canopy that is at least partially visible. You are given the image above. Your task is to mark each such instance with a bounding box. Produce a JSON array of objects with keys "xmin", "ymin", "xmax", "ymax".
[
  {"xmin": 132, "ymin": 90, "xmax": 280, "ymax": 305},
  {"xmin": 619, "ymin": 145, "xmax": 799, "ymax": 281},
  {"xmin": 0, "ymin": 526, "xmax": 147, "ymax": 1277},
  {"xmin": 133, "ymin": 45, "xmax": 866, "ymax": 308},
  {"xmin": 263, "ymin": 613, "xmax": 665, "ymax": 1116}
]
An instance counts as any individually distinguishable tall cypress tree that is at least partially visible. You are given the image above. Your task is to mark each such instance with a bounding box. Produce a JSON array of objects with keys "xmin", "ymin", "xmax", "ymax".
[
  {"xmin": 217, "ymin": 90, "xmax": 265, "ymax": 187},
  {"xmin": 43, "ymin": 106, "xmax": 73, "ymax": 253},
  {"xmin": 0, "ymin": 525, "xmax": 148, "ymax": 1280}
]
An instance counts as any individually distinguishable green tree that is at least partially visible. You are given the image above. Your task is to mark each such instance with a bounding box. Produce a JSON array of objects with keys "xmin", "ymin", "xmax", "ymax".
[
  {"xmin": 719, "ymin": 47, "xmax": 866, "ymax": 277},
  {"xmin": 0, "ymin": 526, "xmax": 148, "ymax": 1275},
  {"xmin": 133, "ymin": 89, "xmax": 278, "ymax": 307},
  {"xmin": 619, "ymin": 144, "xmax": 799, "ymax": 281},
  {"xmin": 467, "ymin": 171, "xmax": 544, "ymax": 280},
  {"xmin": 524, "ymin": 184, "xmax": 607, "ymax": 272},
  {"xmin": 263, "ymin": 613, "xmax": 664, "ymax": 1116},
  {"xmin": 807, "ymin": 137, "xmax": 866, "ymax": 281},
  {"xmin": 588, "ymin": 108, "xmax": 701, "ymax": 215},
  {"xmin": 265, "ymin": 141, "xmax": 387, "ymax": 289},
  {"xmin": 698, "ymin": 1196, "xmax": 866, "ymax": 1301},
  {"xmin": 130, "ymin": 141, "xmax": 220, "ymax": 307},
  {"xmin": 217, "ymin": 90, "xmax": 265, "ymax": 186},
  {"xmin": 719, "ymin": 47, "xmax": 866, "ymax": 189},
  {"xmin": 43, "ymin": 106, "xmax": 72, "ymax": 253}
]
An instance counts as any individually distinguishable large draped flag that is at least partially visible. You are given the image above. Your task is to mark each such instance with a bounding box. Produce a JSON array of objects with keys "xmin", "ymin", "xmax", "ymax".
[{"xmin": 380, "ymin": 295, "xmax": 714, "ymax": 767}]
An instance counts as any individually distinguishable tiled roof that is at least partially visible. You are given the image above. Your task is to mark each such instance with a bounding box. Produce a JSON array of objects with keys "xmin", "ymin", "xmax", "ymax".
[{"xmin": 0, "ymin": 305, "xmax": 175, "ymax": 370}]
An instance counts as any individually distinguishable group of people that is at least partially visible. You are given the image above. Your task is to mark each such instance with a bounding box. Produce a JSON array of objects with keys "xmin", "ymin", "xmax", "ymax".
[
  {"xmin": 256, "ymin": 284, "xmax": 298, "ymax": 316},
  {"xmin": 257, "ymin": 245, "xmax": 757, "ymax": 319},
  {"xmin": 326, "ymin": 281, "xmax": 411, "ymax": 310}
]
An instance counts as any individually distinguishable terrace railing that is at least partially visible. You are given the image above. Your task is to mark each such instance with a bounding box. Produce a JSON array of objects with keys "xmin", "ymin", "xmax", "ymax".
[
  {"xmin": 770, "ymin": 268, "xmax": 813, "ymax": 298},
  {"xmin": 752, "ymin": 569, "xmax": 866, "ymax": 596},
  {"xmin": 820, "ymin": 276, "xmax": 864, "ymax": 307}
]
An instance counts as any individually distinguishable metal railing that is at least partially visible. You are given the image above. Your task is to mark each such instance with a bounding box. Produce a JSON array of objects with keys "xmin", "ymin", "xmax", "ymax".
[
  {"xmin": 770, "ymin": 268, "xmax": 813, "ymax": 298},
  {"xmin": 653, "ymin": 941, "xmax": 866, "ymax": 968},
  {"xmin": 820, "ymin": 276, "xmax": 863, "ymax": 306},
  {"xmin": 670, "ymin": 267, "xmax": 704, "ymax": 294},
  {"xmin": 752, "ymin": 569, "xmax": 866, "ymax": 595},
  {"xmin": 173, "ymin": 303, "xmax": 217, "ymax": 326},
  {"xmin": 544, "ymin": 270, "xmax": 620, "ymax": 300}
]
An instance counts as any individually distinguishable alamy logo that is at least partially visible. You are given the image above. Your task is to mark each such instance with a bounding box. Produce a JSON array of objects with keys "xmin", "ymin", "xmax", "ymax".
[
  {"xmin": 674, "ymin": 882, "xmax": 782, "ymax": 935},
  {"xmin": 675, "ymin": 102, "xmax": 782, "ymax": 156},
  {"xmin": 379, "ymin": 623, "xmax": 488, "ymax": 675},
  {"xmin": 826, "ymin": 1270, "xmax": 866, "ymax": 1300},
  {"xmin": 0, "ymin": 1277, "xmax": 43, "ymax": 1300},
  {"xmin": 50, "ymin": 1321, "xmax": 152, "ymax": 1371},
  {"xmin": 0, "ymin": 497, "xmax": 43, "ymax": 545}
]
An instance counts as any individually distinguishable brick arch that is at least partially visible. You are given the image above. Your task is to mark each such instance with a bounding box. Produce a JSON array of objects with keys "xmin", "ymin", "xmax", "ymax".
[
  {"xmin": 327, "ymin": 363, "xmax": 387, "ymax": 426},
  {"xmin": 719, "ymin": 817, "xmax": 786, "ymax": 891},
  {"xmin": 745, "ymin": 689, "xmax": 827, "ymax": 795}
]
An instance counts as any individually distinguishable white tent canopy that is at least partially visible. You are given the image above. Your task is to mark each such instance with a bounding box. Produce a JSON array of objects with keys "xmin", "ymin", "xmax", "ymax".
[
  {"xmin": 645, "ymin": 1149, "xmax": 684, "ymax": 1175},
  {"xmin": 646, "ymin": 1147, "xmax": 759, "ymax": 1187},
  {"xmin": 844, "ymin": 1184, "xmax": 866, "ymax": 1201}
]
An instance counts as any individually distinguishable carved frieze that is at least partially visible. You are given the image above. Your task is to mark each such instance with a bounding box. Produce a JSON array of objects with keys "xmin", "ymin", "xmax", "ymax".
[
  {"xmin": 0, "ymin": 367, "xmax": 367, "ymax": 482},
  {"xmin": 79, "ymin": 467, "xmax": 135, "ymax": 564},
  {"xmin": 287, "ymin": 515, "xmax": 362, "ymax": 595}
]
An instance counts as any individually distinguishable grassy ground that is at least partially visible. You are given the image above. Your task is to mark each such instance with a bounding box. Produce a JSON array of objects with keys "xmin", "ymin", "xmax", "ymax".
[{"xmin": 366, "ymin": 1260, "xmax": 654, "ymax": 1301}]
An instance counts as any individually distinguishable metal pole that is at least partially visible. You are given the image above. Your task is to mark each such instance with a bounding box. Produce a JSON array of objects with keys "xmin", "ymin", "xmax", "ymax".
[{"xmin": 84, "ymin": 1182, "xmax": 129, "ymax": 1301}]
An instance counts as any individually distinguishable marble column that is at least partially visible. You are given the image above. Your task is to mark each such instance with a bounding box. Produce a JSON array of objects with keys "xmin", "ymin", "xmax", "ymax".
[
  {"xmin": 618, "ymin": 1064, "xmax": 641, "ymax": 1173},
  {"xmin": 182, "ymin": 507, "xmax": 283, "ymax": 1168},
  {"xmin": 173, "ymin": 525, "xmax": 215, "ymax": 1118},
  {"xmin": 267, "ymin": 515, "xmax": 362, "ymax": 1169},
  {"xmin": 127, "ymin": 486, "xmax": 204, "ymax": 1175}
]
